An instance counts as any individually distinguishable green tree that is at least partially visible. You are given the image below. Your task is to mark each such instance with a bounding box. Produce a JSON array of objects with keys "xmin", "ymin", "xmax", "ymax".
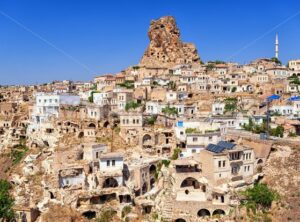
[
  {"xmin": 117, "ymin": 80, "xmax": 134, "ymax": 89},
  {"xmin": 270, "ymin": 125, "xmax": 284, "ymax": 138},
  {"xmin": 241, "ymin": 183, "xmax": 279, "ymax": 212},
  {"xmin": 206, "ymin": 63, "xmax": 215, "ymax": 70},
  {"xmin": 0, "ymin": 180, "xmax": 14, "ymax": 221},
  {"xmin": 224, "ymin": 97, "xmax": 238, "ymax": 113},
  {"xmin": 125, "ymin": 101, "xmax": 141, "ymax": 111},
  {"xmin": 167, "ymin": 81, "xmax": 176, "ymax": 90},
  {"xmin": 88, "ymin": 90, "xmax": 100, "ymax": 103},
  {"xmin": 145, "ymin": 115, "xmax": 157, "ymax": 125},
  {"xmin": 271, "ymin": 57, "xmax": 282, "ymax": 65},
  {"xmin": 162, "ymin": 106, "xmax": 178, "ymax": 115},
  {"xmin": 171, "ymin": 148, "xmax": 181, "ymax": 160}
]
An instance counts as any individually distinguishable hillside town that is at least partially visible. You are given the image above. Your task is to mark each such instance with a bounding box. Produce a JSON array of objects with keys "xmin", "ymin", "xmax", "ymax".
[{"xmin": 0, "ymin": 16, "xmax": 300, "ymax": 222}]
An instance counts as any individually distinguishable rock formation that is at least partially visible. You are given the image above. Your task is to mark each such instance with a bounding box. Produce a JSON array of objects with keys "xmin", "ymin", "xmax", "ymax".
[{"xmin": 140, "ymin": 16, "xmax": 201, "ymax": 68}]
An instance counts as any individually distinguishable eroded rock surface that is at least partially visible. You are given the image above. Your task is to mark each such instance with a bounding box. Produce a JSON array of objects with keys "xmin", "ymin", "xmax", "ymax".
[{"xmin": 140, "ymin": 16, "xmax": 201, "ymax": 68}]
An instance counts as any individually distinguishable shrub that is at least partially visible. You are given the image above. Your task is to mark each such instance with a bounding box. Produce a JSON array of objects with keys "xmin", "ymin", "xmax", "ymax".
[
  {"xmin": 97, "ymin": 209, "xmax": 117, "ymax": 222},
  {"xmin": 11, "ymin": 144, "xmax": 28, "ymax": 165},
  {"xmin": 117, "ymin": 80, "xmax": 134, "ymax": 89},
  {"xmin": 224, "ymin": 97, "xmax": 238, "ymax": 112},
  {"xmin": 0, "ymin": 180, "xmax": 14, "ymax": 220},
  {"xmin": 88, "ymin": 90, "xmax": 100, "ymax": 103},
  {"xmin": 171, "ymin": 148, "xmax": 181, "ymax": 160},
  {"xmin": 270, "ymin": 126, "xmax": 284, "ymax": 138},
  {"xmin": 288, "ymin": 132, "xmax": 297, "ymax": 137},
  {"xmin": 185, "ymin": 128, "xmax": 199, "ymax": 134},
  {"xmin": 206, "ymin": 63, "xmax": 215, "ymax": 70},
  {"xmin": 125, "ymin": 101, "xmax": 141, "ymax": 111},
  {"xmin": 145, "ymin": 115, "xmax": 157, "ymax": 125},
  {"xmin": 162, "ymin": 106, "xmax": 178, "ymax": 115},
  {"xmin": 271, "ymin": 57, "xmax": 282, "ymax": 65},
  {"xmin": 161, "ymin": 160, "xmax": 170, "ymax": 167},
  {"xmin": 121, "ymin": 206, "xmax": 132, "ymax": 218},
  {"xmin": 241, "ymin": 183, "xmax": 279, "ymax": 212}
]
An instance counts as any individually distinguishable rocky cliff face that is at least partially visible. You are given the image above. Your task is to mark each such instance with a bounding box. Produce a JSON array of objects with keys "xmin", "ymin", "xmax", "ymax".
[{"xmin": 140, "ymin": 16, "xmax": 201, "ymax": 68}]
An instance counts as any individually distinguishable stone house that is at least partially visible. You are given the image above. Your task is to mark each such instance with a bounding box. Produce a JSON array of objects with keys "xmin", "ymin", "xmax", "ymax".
[{"xmin": 198, "ymin": 141, "xmax": 256, "ymax": 186}]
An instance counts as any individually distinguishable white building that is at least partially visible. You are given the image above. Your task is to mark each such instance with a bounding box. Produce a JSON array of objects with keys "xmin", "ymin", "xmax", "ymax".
[
  {"xmin": 271, "ymin": 105, "xmax": 293, "ymax": 116},
  {"xmin": 93, "ymin": 92, "xmax": 112, "ymax": 106},
  {"xmin": 166, "ymin": 91, "xmax": 177, "ymax": 102},
  {"xmin": 99, "ymin": 152, "xmax": 124, "ymax": 172},
  {"xmin": 289, "ymin": 59, "xmax": 300, "ymax": 71},
  {"xmin": 145, "ymin": 101, "xmax": 163, "ymax": 115},
  {"xmin": 175, "ymin": 119, "xmax": 224, "ymax": 144},
  {"xmin": 212, "ymin": 102, "xmax": 225, "ymax": 115},
  {"xmin": 266, "ymin": 67, "xmax": 289, "ymax": 78},
  {"xmin": 31, "ymin": 92, "xmax": 80, "ymax": 125},
  {"xmin": 83, "ymin": 144, "xmax": 108, "ymax": 162}
]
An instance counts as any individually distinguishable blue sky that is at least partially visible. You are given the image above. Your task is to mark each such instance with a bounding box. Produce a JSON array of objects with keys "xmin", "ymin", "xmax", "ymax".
[{"xmin": 1, "ymin": 0, "xmax": 300, "ymax": 85}]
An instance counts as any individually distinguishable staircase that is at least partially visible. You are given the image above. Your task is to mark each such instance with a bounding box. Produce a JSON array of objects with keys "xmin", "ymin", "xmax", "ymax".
[{"xmin": 160, "ymin": 171, "xmax": 175, "ymax": 221}]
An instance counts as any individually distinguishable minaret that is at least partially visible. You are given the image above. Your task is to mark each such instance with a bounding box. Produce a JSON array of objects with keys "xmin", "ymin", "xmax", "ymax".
[{"xmin": 275, "ymin": 33, "xmax": 279, "ymax": 59}]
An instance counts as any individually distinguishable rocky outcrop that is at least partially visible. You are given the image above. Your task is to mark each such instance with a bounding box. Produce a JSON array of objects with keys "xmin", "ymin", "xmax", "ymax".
[{"xmin": 140, "ymin": 16, "xmax": 201, "ymax": 68}]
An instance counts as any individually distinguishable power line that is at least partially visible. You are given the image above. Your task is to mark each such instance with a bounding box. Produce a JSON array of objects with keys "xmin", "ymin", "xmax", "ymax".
[
  {"xmin": 227, "ymin": 9, "xmax": 300, "ymax": 61},
  {"xmin": 0, "ymin": 10, "xmax": 96, "ymax": 74}
]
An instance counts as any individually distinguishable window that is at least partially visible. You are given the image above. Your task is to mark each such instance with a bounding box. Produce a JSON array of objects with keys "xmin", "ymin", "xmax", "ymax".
[
  {"xmin": 107, "ymin": 160, "xmax": 110, "ymax": 166},
  {"xmin": 137, "ymin": 119, "xmax": 139, "ymax": 124},
  {"xmin": 193, "ymin": 137, "xmax": 198, "ymax": 142},
  {"xmin": 223, "ymin": 160, "xmax": 226, "ymax": 167},
  {"xmin": 96, "ymin": 152, "xmax": 99, "ymax": 158},
  {"xmin": 133, "ymin": 119, "xmax": 136, "ymax": 124},
  {"xmin": 218, "ymin": 161, "xmax": 222, "ymax": 168},
  {"xmin": 112, "ymin": 160, "xmax": 115, "ymax": 166}
]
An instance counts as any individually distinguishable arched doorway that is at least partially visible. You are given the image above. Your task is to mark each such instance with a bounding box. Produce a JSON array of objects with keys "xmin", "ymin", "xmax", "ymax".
[
  {"xmin": 197, "ymin": 209, "xmax": 210, "ymax": 217},
  {"xmin": 78, "ymin": 132, "xmax": 84, "ymax": 138},
  {"xmin": 103, "ymin": 121, "xmax": 110, "ymax": 128},
  {"xmin": 257, "ymin": 159, "xmax": 263, "ymax": 164},
  {"xmin": 142, "ymin": 182, "xmax": 148, "ymax": 195},
  {"xmin": 88, "ymin": 123, "xmax": 96, "ymax": 128},
  {"xmin": 103, "ymin": 178, "xmax": 118, "ymax": 188},
  {"xmin": 149, "ymin": 165, "xmax": 156, "ymax": 175},
  {"xmin": 212, "ymin": 209, "xmax": 225, "ymax": 216},
  {"xmin": 82, "ymin": 211, "xmax": 96, "ymax": 219},
  {"xmin": 143, "ymin": 134, "xmax": 152, "ymax": 144},
  {"xmin": 180, "ymin": 177, "xmax": 200, "ymax": 189},
  {"xmin": 175, "ymin": 219, "xmax": 186, "ymax": 222}
]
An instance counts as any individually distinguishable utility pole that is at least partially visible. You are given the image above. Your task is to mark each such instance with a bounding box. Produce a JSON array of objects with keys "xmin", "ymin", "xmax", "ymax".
[{"xmin": 266, "ymin": 100, "xmax": 270, "ymax": 139}]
